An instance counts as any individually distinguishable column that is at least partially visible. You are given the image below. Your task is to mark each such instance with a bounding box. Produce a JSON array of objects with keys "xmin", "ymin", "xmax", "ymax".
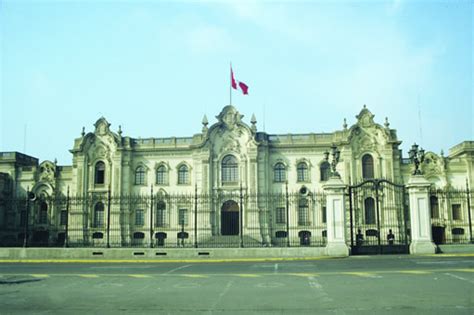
[
  {"xmin": 323, "ymin": 176, "xmax": 349, "ymax": 257},
  {"xmin": 406, "ymin": 175, "xmax": 436, "ymax": 254}
]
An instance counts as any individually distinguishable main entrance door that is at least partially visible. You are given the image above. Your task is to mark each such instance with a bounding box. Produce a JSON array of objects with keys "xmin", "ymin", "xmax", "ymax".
[
  {"xmin": 348, "ymin": 179, "xmax": 410, "ymax": 255},
  {"xmin": 221, "ymin": 200, "xmax": 239, "ymax": 235}
]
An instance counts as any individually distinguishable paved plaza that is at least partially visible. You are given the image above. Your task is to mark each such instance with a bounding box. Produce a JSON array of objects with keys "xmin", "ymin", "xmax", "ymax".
[{"xmin": 0, "ymin": 255, "xmax": 473, "ymax": 314}]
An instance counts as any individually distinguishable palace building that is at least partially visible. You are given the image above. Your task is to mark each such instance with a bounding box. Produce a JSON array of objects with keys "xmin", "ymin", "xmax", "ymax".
[{"xmin": 0, "ymin": 105, "xmax": 472, "ymax": 251}]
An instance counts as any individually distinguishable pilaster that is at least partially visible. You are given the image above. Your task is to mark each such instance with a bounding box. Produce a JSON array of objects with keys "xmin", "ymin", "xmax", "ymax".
[
  {"xmin": 323, "ymin": 176, "xmax": 349, "ymax": 257},
  {"xmin": 406, "ymin": 175, "xmax": 436, "ymax": 254}
]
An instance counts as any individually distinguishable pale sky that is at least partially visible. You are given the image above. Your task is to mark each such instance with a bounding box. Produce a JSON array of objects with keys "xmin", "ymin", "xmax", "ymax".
[{"xmin": 0, "ymin": 0, "xmax": 472, "ymax": 164}]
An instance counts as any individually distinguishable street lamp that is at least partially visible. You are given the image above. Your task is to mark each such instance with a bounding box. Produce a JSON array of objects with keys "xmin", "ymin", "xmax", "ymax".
[{"xmin": 409, "ymin": 143, "xmax": 425, "ymax": 175}]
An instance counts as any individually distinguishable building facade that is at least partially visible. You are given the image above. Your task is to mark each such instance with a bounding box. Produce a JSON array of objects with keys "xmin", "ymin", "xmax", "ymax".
[{"xmin": 0, "ymin": 105, "xmax": 472, "ymax": 249}]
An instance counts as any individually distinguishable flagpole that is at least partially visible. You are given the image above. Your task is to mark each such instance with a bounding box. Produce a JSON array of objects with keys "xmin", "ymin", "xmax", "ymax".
[{"xmin": 230, "ymin": 62, "xmax": 232, "ymax": 105}]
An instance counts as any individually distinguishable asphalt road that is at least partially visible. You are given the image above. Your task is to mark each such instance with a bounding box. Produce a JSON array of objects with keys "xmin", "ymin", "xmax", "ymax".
[{"xmin": 0, "ymin": 255, "xmax": 473, "ymax": 314}]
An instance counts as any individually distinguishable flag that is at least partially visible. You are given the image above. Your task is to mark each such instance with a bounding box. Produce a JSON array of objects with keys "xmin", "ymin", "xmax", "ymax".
[
  {"xmin": 231, "ymin": 67, "xmax": 237, "ymax": 89},
  {"xmin": 230, "ymin": 66, "xmax": 249, "ymax": 95},
  {"xmin": 238, "ymin": 81, "xmax": 249, "ymax": 95}
]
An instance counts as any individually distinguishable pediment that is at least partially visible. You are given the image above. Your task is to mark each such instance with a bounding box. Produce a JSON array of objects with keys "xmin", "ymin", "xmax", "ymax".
[{"xmin": 203, "ymin": 106, "xmax": 258, "ymax": 155}]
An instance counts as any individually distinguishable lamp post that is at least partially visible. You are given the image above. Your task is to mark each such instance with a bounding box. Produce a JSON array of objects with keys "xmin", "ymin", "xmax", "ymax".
[{"xmin": 409, "ymin": 143, "xmax": 425, "ymax": 175}]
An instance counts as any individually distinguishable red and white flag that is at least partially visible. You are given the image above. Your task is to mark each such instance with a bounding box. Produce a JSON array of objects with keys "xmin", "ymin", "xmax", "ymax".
[
  {"xmin": 231, "ymin": 67, "xmax": 238, "ymax": 90},
  {"xmin": 230, "ymin": 66, "xmax": 249, "ymax": 95}
]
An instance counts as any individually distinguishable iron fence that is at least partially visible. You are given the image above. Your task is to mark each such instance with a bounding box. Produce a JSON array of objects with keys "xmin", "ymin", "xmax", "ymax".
[
  {"xmin": 429, "ymin": 185, "xmax": 473, "ymax": 245},
  {"xmin": 0, "ymin": 189, "xmax": 327, "ymax": 248}
]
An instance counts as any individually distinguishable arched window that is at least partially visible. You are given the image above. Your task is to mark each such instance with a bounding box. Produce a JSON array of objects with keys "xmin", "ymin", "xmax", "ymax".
[
  {"xmin": 430, "ymin": 196, "xmax": 439, "ymax": 219},
  {"xmin": 362, "ymin": 154, "xmax": 374, "ymax": 179},
  {"xmin": 94, "ymin": 202, "xmax": 104, "ymax": 228},
  {"xmin": 297, "ymin": 162, "xmax": 309, "ymax": 182},
  {"xmin": 156, "ymin": 201, "xmax": 166, "ymax": 227},
  {"xmin": 135, "ymin": 166, "xmax": 146, "ymax": 185},
  {"xmin": 222, "ymin": 155, "xmax": 238, "ymax": 183},
  {"xmin": 156, "ymin": 165, "xmax": 167, "ymax": 185},
  {"xmin": 95, "ymin": 161, "xmax": 105, "ymax": 184},
  {"xmin": 364, "ymin": 197, "xmax": 376, "ymax": 224},
  {"xmin": 274, "ymin": 163, "xmax": 286, "ymax": 183},
  {"xmin": 39, "ymin": 201, "xmax": 48, "ymax": 224},
  {"xmin": 320, "ymin": 162, "xmax": 330, "ymax": 182},
  {"xmin": 178, "ymin": 165, "xmax": 189, "ymax": 185},
  {"xmin": 298, "ymin": 198, "xmax": 310, "ymax": 226}
]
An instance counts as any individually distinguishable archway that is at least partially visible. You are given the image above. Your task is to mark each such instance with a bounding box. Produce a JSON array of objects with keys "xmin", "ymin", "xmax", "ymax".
[{"xmin": 221, "ymin": 200, "xmax": 239, "ymax": 235}]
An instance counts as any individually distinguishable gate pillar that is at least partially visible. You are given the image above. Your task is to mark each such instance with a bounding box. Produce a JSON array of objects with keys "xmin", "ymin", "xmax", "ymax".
[
  {"xmin": 407, "ymin": 175, "xmax": 436, "ymax": 254},
  {"xmin": 323, "ymin": 176, "xmax": 349, "ymax": 257}
]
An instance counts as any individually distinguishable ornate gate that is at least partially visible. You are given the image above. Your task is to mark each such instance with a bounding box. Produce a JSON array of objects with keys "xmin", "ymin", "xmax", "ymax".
[{"xmin": 348, "ymin": 179, "xmax": 410, "ymax": 255}]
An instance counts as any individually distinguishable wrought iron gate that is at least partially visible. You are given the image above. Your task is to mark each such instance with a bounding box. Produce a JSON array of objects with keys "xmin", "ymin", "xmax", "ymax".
[{"xmin": 348, "ymin": 179, "xmax": 410, "ymax": 255}]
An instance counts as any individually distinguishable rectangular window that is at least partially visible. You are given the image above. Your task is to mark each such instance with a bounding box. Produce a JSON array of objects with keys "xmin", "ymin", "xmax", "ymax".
[
  {"xmin": 178, "ymin": 208, "xmax": 188, "ymax": 226},
  {"xmin": 178, "ymin": 170, "xmax": 189, "ymax": 185},
  {"xmin": 135, "ymin": 209, "xmax": 144, "ymax": 226},
  {"xmin": 275, "ymin": 207, "xmax": 286, "ymax": 224},
  {"xmin": 156, "ymin": 206, "xmax": 166, "ymax": 227},
  {"xmin": 60, "ymin": 210, "xmax": 68, "ymax": 226},
  {"xmin": 94, "ymin": 211, "xmax": 104, "ymax": 228},
  {"xmin": 156, "ymin": 169, "xmax": 167, "ymax": 185},
  {"xmin": 135, "ymin": 172, "xmax": 145, "ymax": 185},
  {"xmin": 322, "ymin": 206, "xmax": 327, "ymax": 224},
  {"xmin": 222, "ymin": 167, "xmax": 238, "ymax": 183},
  {"xmin": 452, "ymin": 204, "xmax": 462, "ymax": 220},
  {"xmin": 298, "ymin": 206, "xmax": 310, "ymax": 226}
]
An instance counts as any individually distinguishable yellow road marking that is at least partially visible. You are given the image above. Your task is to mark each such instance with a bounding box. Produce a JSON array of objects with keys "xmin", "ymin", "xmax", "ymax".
[
  {"xmin": 235, "ymin": 274, "xmax": 260, "ymax": 278},
  {"xmin": 79, "ymin": 274, "xmax": 99, "ymax": 278},
  {"xmin": 343, "ymin": 272, "xmax": 379, "ymax": 278},
  {"xmin": 399, "ymin": 270, "xmax": 431, "ymax": 275},
  {"xmin": 287, "ymin": 273, "xmax": 319, "ymax": 277},
  {"xmin": 426, "ymin": 254, "xmax": 474, "ymax": 258},
  {"xmin": 30, "ymin": 274, "xmax": 49, "ymax": 278},
  {"xmin": 181, "ymin": 274, "xmax": 208, "ymax": 278},
  {"xmin": 128, "ymin": 274, "xmax": 150, "ymax": 278},
  {"xmin": 454, "ymin": 269, "xmax": 474, "ymax": 273}
]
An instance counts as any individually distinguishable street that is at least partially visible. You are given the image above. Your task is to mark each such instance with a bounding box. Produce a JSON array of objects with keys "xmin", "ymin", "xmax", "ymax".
[{"xmin": 0, "ymin": 255, "xmax": 473, "ymax": 314}]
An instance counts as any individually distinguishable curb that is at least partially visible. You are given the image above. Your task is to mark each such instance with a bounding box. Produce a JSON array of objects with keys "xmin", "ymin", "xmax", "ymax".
[{"xmin": 0, "ymin": 256, "xmax": 343, "ymax": 264}]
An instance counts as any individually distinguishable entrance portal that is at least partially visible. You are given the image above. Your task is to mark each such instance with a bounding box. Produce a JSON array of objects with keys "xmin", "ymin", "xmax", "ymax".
[{"xmin": 221, "ymin": 200, "xmax": 239, "ymax": 235}]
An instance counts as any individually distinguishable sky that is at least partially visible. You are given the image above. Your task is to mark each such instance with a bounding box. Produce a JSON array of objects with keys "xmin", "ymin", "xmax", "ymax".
[{"xmin": 0, "ymin": 0, "xmax": 472, "ymax": 165}]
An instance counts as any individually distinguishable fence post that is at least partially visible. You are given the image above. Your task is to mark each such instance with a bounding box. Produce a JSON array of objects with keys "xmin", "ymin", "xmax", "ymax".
[
  {"xmin": 322, "ymin": 176, "xmax": 349, "ymax": 257},
  {"xmin": 466, "ymin": 179, "xmax": 473, "ymax": 243},
  {"xmin": 406, "ymin": 175, "xmax": 436, "ymax": 254},
  {"xmin": 150, "ymin": 185, "xmax": 154, "ymax": 248},
  {"xmin": 23, "ymin": 189, "xmax": 30, "ymax": 248},
  {"xmin": 285, "ymin": 181, "xmax": 290, "ymax": 247},
  {"xmin": 240, "ymin": 183, "xmax": 244, "ymax": 248},
  {"xmin": 64, "ymin": 186, "xmax": 69, "ymax": 248},
  {"xmin": 194, "ymin": 184, "xmax": 198, "ymax": 248},
  {"xmin": 106, "ymin": 186, "xmax": 111, "ymax": 248}
]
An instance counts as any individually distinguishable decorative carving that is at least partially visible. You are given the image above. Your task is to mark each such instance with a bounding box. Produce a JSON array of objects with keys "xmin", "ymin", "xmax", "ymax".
[
  {"xmin": 349, "ymin": 106, "xmax": 392, "ymax": 158},
  {"xmin": 38, "ymin": 161, "xmax": 56, "ymax": 183},
  {"xmin": 422, "ymin": 151, "xmax": 446, "ymax": 177},
  {"xmin": 216, "ymin": 105, "xmax": 243, "ymax": 131},
  {"xmin": 94, "ymin": 117, "xmax": 111, "ymax": 136},
  {"xmin": 356, "ymin": 105, "xmax": 375, "ymax": 128}
]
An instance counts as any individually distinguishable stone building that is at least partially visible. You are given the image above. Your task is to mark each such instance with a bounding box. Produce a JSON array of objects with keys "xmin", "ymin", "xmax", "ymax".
[{"xmin": 0, "ymin": 105, "xmax": 472, "ymax": 249}]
